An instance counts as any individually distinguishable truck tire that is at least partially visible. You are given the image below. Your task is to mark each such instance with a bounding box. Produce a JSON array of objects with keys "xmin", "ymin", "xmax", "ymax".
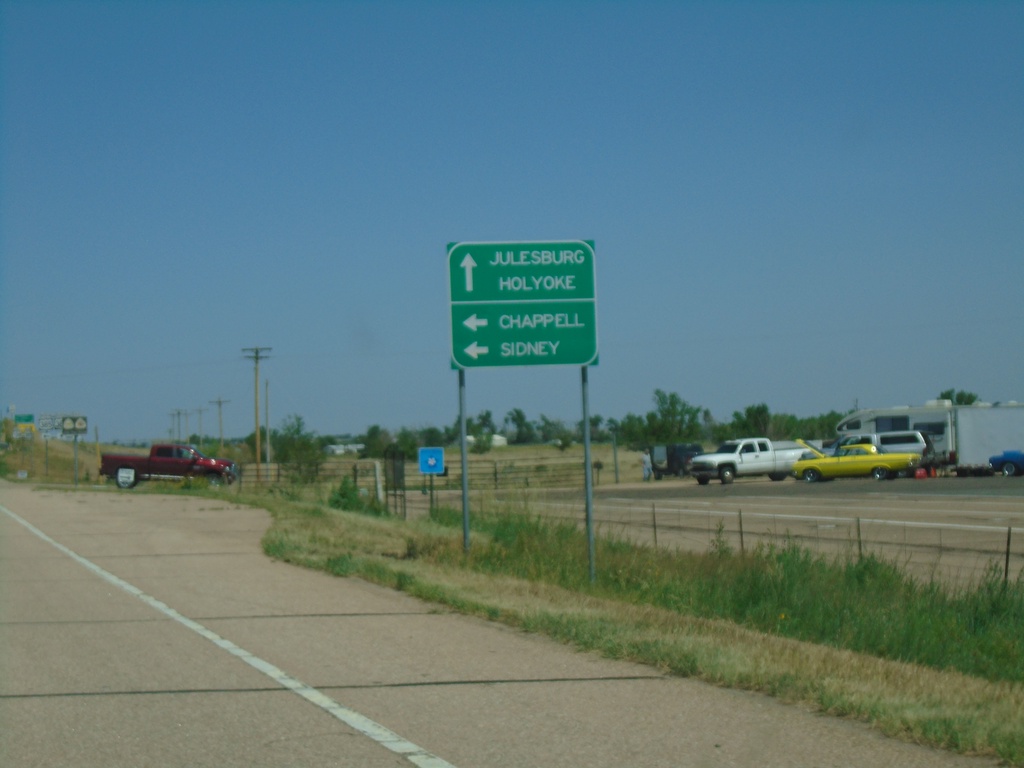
[
  {"xmin": 206, "ymin": 472, "xmax": 224, "ymax": 487},
  {"xmin": 115, "ymin": 467, "xmax": 137, "ymax": 489},
  {"xmin": 1004, "ymin": 463, "xmax": 1018, "ymax": 477},
  {"xmin": 768, "ymin": 472, "xmax": 788, "ymax": 482},
  {"xmin": 696, "ymin": 477, "xmax": 710, "ymax": 486},
  {"xmin": 719, "ymin": 467, "xmax": 735, "ymax": 484}
]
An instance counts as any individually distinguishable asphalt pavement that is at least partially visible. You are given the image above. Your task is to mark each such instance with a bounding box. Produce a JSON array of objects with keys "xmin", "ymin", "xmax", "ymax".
[{"xmin": 0, "ymin": 482, "xmax": 1002, "ymax": 767}]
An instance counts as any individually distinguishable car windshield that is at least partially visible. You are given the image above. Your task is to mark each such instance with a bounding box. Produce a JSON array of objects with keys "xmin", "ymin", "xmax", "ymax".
[{"xmin": 714, "ymin": 442, "xmax": 740, "ymax": 454}]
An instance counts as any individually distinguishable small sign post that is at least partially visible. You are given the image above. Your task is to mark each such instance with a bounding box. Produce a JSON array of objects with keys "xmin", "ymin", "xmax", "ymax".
[
  {"xmin": 418, "ymin": 447, "xmax": 445, "ymax": 513},
  {"xmin": 57, "ymin": 415, "xmax": 88, "ymax": 487}
]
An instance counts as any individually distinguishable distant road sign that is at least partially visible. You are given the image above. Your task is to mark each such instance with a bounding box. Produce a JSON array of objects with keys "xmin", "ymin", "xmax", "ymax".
[
  {"xmin": 448, "ymin": 241, "xmax": 598, "ymax": 368},
  {"xmin": 61, "ymin": 415, "xmax": 88, "ymax": 435},
  {"xmin": 37, "ymin": 414, "xmax": 87, "ymax": 434}
]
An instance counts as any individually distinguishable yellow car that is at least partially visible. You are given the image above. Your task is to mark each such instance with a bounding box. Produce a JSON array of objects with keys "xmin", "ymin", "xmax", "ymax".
[{"xmin": 791, "ymin": 442, "xmax": 920, "ymax": 482}]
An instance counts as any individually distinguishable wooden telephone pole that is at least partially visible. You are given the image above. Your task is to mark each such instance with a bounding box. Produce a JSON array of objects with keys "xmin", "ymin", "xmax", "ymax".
[
  {"xmin": 242, "ymin": 347, "xmax": 271, "ymax": 482},
  {"xmin": 208, "ymin": 397, "xmax": 230, "ymax": 451}
]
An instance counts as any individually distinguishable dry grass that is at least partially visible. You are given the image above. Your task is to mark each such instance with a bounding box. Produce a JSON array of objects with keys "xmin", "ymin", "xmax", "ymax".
[
  {"xmin": 0, "ymin": 433, "xmax": 108, "ymax": 485},
  {"xmin": 257, "ymin": 493, "xmax": 1024, "ymax": 764},
  {"xmin": 0, "ymin": 435, "xmax": 645, "ymax": 498}
]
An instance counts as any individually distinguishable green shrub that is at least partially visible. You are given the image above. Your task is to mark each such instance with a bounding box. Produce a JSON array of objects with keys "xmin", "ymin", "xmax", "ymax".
[
  {"xmin": 328, "ymin": 477, "xmax": 390, "ymax": 517},
  {"xmin": 328, "ymin": 477, "xmax": 363, "ymax": 511}
]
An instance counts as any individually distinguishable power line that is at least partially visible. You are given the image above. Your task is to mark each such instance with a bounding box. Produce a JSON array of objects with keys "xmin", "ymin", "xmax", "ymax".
[
  {"xmin": 242, "ymin": 347, "xmax": 271, "ymax": 482},
  {"xmin": 209, "ymin": 397, "xmax": 230, "ymax": 451},
  {"xmin": 195, "ymin": 406, "xmax": 207, "ymax": 444}
]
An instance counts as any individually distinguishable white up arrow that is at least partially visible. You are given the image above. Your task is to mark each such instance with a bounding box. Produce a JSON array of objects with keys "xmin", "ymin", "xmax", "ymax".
[
  {"xmin": 462, "ymin": 314, "xmax": 488, "ymax": 332},
  {"xmin": 460, "ymin": 254, "xmax": 477, "ymax": 292}
]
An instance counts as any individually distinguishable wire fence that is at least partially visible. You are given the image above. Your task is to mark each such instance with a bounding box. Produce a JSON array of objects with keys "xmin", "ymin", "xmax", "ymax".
[
  {"xmin": 239, "ymin": 456, "xmax": 601, "ymax": 492},
  {"xmin": 518, "ymin": 497, "xmax": 1024, "ymax": 588},
  {"xmin": 236, "ymin": 458, "xmax": 1022, "ymax": 587},
  {"xmin": 239, "ymin": 459, "xmax": 384, "ymax": 490}
]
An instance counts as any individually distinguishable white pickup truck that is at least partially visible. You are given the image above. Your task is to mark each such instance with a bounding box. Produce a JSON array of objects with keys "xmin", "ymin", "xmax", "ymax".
[{"xmin": 689, "ymin": 438, "xmax": 807, "ymax": 485}]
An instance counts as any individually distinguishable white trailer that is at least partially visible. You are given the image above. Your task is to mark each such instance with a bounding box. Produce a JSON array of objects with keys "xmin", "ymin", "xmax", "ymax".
[{"xmin": 836, "ymin": 400, "xmax": 1024, "ymax": 474}]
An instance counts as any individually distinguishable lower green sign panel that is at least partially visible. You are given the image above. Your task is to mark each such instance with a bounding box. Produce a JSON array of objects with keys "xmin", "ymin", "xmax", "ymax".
[{"xmin": 451, "ymin": 300, "xmax": 597, "ymax": 368}]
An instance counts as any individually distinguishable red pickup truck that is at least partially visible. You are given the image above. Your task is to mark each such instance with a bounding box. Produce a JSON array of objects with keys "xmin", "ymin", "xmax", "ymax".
[{"xmin": 100, "ymin": 444, "xmax": 238, "ymax": 489}]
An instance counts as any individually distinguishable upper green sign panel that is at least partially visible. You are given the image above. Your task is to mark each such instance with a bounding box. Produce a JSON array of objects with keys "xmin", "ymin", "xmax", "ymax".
[{"xmin": 448, "ymin": 241, "xmax": 598, "ymax": 369}]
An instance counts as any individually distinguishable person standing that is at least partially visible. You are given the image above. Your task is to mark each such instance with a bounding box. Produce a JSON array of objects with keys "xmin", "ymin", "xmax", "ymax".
[{"xmin": 641, "ymin": 449, "xmax": 653, "ymax": 481}]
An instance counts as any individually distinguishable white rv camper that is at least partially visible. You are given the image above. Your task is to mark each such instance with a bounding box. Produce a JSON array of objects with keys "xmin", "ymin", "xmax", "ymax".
[{"xmin": 836, "ymin": 400, "xmax": 1024, "ymax": 474}]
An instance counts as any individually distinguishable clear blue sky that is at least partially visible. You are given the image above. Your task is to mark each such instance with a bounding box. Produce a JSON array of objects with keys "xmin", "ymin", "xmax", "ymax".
[{"xmin": 2, "ymin": 1, "xmax": 1022, "ymax": 444}]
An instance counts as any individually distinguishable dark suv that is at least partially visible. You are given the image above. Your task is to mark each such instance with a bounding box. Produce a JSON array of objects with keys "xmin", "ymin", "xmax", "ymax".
[{"xmin": 651, "ymin": 443, "xmax": 705, "ymax": 479}]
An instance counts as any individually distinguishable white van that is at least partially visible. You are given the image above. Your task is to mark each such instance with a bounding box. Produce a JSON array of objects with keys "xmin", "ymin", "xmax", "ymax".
[{"xmin": 835, "ymin": 430, "xmax": 934, "ymax": 457}]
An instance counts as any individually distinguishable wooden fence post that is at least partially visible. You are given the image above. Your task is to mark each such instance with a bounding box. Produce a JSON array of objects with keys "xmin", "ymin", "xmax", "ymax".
[
  {"xmin": 1006, "ymin": 526, "xmax": 1013, "ymax": 587},
  {"xmin": 738, "ymin": 509, "xmax": 745, "ymax": 555}
]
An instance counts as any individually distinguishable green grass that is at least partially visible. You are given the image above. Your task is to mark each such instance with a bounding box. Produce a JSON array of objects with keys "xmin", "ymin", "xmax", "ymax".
[
  {"xmin": 217, "ymin": 486, "xmax": 1024, "ymax": 764},
  {"xmin": 428, "ymin": 507, "xmax": 1024, "ymax": 685}
]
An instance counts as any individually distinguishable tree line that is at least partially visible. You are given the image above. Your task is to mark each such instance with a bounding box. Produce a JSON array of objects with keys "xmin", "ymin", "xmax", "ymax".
[
  {"xmin": 0, "ymin": 388, "xmax": 980, "ymax": 480},
  {"xmin": 262, "ymin": 389, "xmax": 845, "ymax": 465},
  {"xmin": 181, "ymin": 387, "xmax": 980, "ymax": 468}
]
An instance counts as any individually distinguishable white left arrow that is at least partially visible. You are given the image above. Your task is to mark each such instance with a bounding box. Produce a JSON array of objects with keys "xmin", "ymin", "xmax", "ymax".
[
  {"xmin": 462, "ymin": 313, "xmax": 488, "ymax": 332},
  {"xmin": 460, "ymin": 254, "xmax": 477, "ymax": 292},
  {"xmin": 464, "ymin": 341, "xmax": 489, "ymax": 360}
]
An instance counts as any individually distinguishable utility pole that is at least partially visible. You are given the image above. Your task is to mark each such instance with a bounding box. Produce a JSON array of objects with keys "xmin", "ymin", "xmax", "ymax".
[
  {"xmin": 242, "ymin": 347, "xmax": 271, "ymax": 482},
  {"xmin": 209, "ymin": 397, "xmax": 230, "ymax": 451},
  {"xmin": 264, "ymin": 379, "xmax": 271, "ymax": 465},
  {"xmin": 195, "ymin": 406, "xmax": 207, "ymax": 448},
  {"xmin": 173, "ymin": 409, "xmax": 186, "ymax": 441}
]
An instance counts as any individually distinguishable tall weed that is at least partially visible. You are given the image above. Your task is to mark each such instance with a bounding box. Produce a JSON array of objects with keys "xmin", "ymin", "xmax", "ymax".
[
  {"xmin": 328, "ymin": 477, "xmax": 388, "ymax": 517},
  {"xmin": 427, "ymin": 506, "xmax": 1024, "ymax": 684}
]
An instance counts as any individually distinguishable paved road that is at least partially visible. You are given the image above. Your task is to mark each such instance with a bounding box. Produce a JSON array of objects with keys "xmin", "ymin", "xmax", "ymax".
[{"xmin": 0, "ymin": 482, "xmax": 1001, "ymax": 767}]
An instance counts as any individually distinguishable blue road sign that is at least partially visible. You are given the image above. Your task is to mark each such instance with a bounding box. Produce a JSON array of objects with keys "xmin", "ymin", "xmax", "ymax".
[{"xmin": 419, "ymin": 447, "xmax": 445, "ymax": 475}]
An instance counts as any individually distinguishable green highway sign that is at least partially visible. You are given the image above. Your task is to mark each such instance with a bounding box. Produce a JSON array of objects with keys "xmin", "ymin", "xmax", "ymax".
[{"xmin": 448, "ymin": 241, "xmax": 598, "ymax": 368}]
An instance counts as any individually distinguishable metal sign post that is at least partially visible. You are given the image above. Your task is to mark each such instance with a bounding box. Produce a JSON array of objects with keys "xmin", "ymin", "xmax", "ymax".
[
  {"xmin": 459, "ymin": 369, "xmax": 470, "ymax": 552},
  {"xmin": 581, "ymin": 366, "xmax": 595, "ymax": 583},
  {"xmin": 61, "ymin": 415, "xmax": 88, "ymax": 488},
  {"xmin": 418, "ymin": 447, "xmax": 445, "ymax": 513}
]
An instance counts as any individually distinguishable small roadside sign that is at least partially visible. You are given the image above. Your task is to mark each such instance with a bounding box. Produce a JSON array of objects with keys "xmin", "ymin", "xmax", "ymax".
[
  {"xmin": 62, "ymin": 416, "xmax": 88, "ymax": 436},
  {"xmin": 419, "ymin": 447, "xmax": 445, "ymax": 475}
]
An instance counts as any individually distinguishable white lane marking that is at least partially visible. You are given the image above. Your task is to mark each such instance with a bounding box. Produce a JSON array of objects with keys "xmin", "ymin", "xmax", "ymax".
[{"xmin": 1, "ymin": 503, "xmax": 456, "ymax": 768}]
